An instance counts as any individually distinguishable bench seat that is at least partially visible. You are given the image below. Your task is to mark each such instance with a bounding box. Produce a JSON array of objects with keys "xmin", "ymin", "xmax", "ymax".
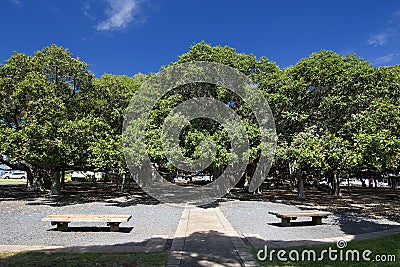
[
  {"xmin": 42, "ymin": 214, "xmax": 132, "ymax": 232},
  {"xmin": 269, "ymin": 210, "xmax": 332, "ymax": 226}
]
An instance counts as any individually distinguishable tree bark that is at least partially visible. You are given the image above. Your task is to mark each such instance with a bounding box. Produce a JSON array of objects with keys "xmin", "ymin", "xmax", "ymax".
[
  {"xmin": 373, "ymin": 177, "xmax": 378, "ymax": 188},
  {"xmin": 50, "ymin": 168, "xmax": 61, "ymax": 195},
  {"xmin": 289, "ymin": 161, "xmax": 296, "ymax": 192},
  {"xmin": 297, "ymin": 169, "xmax": 305, "ymax": 199},
  {"xmin": 240, "ymin": 163, "xmax": 255, "ymax": 192},
  {"xmin": 327, "ymin": 171, "xmax": 335, "ymax": 195},
  {"xmin": 391, "ymin": 177, "xmax": 398, "ymax": 189},
  {"xmin": 26, "ymin": 167, "xmax": 45, "ymax": 192},
  {"xmin": 61, "ymin": 169, "xmax": 65, "ymax": 189},
  {"xmin": 17, "ymin": 160, "xmax": 46, "ymax": 192},
  {"xmin": 120, "ymin": 171, "xmax": 126, "ymax": 192},
  {"xmin": 0, "ymin": 158, "xmax": 41, "ymax": 190},
  {"xmin": 333, "ymin": 172, "xmax": 341, "ymax": 196}
]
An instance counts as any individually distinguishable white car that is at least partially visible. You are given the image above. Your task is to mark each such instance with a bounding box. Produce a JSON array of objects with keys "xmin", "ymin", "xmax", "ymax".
[
  {"xmin": 340, "ymin": 178, "xmax": 369, "ymax": 187},
  {"xmin": 1, "ymin": 170, "xmax": 27, "ymax": 179},
  {"xmin": 191, "ymin": 171, "xmax": 213, "ymax": 184},
  {"xmin": 318, "ymin": 180, "xmax": 328, "ymax": 186},
  {"xmin": 173, "ymin": 176, "xmax": 191, "ymax": 184},
  {"xmin": 68, "ymin": 171, "xmax": 100, "ymax": 181}
]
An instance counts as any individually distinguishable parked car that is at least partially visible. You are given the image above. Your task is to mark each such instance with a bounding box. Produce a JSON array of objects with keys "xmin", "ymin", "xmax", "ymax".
[
  {"xmin": 339, "ymin": 178, "xmax": 358, "ymax": 186},
  {"xmin": 1, "ymin": 170, "xmax": 27, "ymax": 179},
  {"xmin": 191, "ymin": 171, "xmax": 213, "ymax": 184},
  {"xmin": 318, "ymin": 180, "xmax": 329, "ymax": 189},
  {"xmin": 340, "ymin": 178, "xmax": 369, "ymax": 187},
  {"xmin": 68, "ymin": 171, "xmax": 102, "ymax": 181},
  {"xmin": 377, "ymin": 178, "xmax": 389, "ymax": 188},
  {"xmin": 173, "ymin": 176, "xmax": 191, "ymax": 184}
]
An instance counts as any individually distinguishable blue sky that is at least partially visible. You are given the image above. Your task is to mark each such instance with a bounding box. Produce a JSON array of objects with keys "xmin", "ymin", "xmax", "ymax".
[{"xmin": 1, "ymin": 0, "xmax": 400, "ymax": 77}]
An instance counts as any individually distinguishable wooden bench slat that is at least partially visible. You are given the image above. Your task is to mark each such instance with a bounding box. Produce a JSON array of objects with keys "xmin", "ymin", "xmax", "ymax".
[
  {"xmin": 269, "ymin": 211, "xmax": 332, "ymax": 218},
  {"xmin": 42, "ymin": 214, "xmax": 132, "ymax": 232},
  {"xmin": 41, "ymin": 214, "xmax": 132, "ymax": 223}
]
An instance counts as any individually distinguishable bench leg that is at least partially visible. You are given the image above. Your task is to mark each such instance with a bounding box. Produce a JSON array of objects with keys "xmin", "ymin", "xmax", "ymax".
[
  {"xmin": 281, "ymin": 218, "xmax": 291, "ymax": 227},
  {"xmin": 56, "ymin": 222, "xmax": 69, "ymax": 231},
  {"xmin": 312, "ymin": 216, "xmax": 322, "ymax": 225},
  {"xmin": 108, "ymin": 222, "xmax": 120, "ymax": 232}
]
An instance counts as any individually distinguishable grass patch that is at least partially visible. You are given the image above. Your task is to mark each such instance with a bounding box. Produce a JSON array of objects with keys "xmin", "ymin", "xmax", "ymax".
[
  {"xmin": 252, "ymin": 234, "xmax": 400, "ymax": 266},
  {"xmin": 0, "ymin": 179, "xmax": 25, "ymax": 185},
  {"xmin": 0, "ymin": 252, "xmax": 168, "ymax": 267}
]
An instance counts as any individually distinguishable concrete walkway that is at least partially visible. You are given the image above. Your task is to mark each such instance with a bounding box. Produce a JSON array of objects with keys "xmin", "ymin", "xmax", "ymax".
[{"xmin": 166, "ymin": 207, "xmax": 259, "ymax": 267}]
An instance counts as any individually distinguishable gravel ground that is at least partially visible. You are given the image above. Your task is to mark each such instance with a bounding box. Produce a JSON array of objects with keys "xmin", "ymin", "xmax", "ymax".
[
  {"xmin": 1, "ymin": 196, "xmax": 400, "ymax": 248},
  {"xmin": 219, "ymin": 200, "xmax": 400, "ymax": 242},
  {"xmin": 0, "ymin": 198, "xmax": 184, "ymax": 247}
]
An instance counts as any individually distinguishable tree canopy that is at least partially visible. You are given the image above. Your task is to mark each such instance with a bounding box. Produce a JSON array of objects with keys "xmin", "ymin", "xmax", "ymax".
[{"xmin": 0, "ymin": 42, "xmax": 398, "ymax": 197}]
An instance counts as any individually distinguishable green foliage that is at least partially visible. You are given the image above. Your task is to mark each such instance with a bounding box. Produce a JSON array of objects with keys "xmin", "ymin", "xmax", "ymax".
[
  {"xmin": 0, "ymin": 45, "xmax": 98, "ymax": 189},
  {"xmin": 0, "ymin": 42, "xmax": 399, "ymax": 191},
  {"xmin": 341, "ymin": 100, "xmax": 400, "ymax": 173}
]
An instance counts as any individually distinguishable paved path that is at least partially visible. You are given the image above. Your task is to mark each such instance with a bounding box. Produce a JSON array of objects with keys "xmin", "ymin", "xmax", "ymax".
[{"xmin": 166, "ymin": 207, "xmax": 259, "ymax": 267}]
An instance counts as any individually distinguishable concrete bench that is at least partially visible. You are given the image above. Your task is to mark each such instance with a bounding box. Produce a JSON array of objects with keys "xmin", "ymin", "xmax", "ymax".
[
  {"xmin": 269, "ymin": 210, "xmax": 332, "ymax": 226},
  {"xmin": 42, "ymin": 214, "xmax": 132, "ymax": 232}
]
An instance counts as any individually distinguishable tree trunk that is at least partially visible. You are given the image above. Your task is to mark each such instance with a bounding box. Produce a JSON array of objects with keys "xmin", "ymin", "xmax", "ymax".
[
  {"xmin": 297, "ymin": 169, "xmax": 305, "ymax": 199},
  {"xmin": 369, "ymin": 178, "xmax": 374, "ymax": 188},
  {"xmin": 27, "ymin": 172, "xmax": 44, "ymax": 191},
  {"xmin": 327, "ymin": 171, "xmax": 333, "ymax": 195},
  {"xmin": 61, "ymin": 169, "xmax": 65, "ymax": 189},
  {"xmin": 241, "ymin": 163, "xmax": 255, "ymax": 192},
  {"xmin": 243, "ymin": 176, "xmax": 250, "ymax": 192},
  {"xmin": 391, "ymin": 177, "xmax": 398, "ymax": 189},
  {"xmin": 289, "ymin": 162, "xmax": 296, "ymax": 192},
  {"xmin": 120, "ymin": 172, "xmax": 126, "ymax": 192},
  {"xmin": 332, "ymin": 172, "xmax": 341, "ymax": 196},
  {"xmin": 50, "ymin": 168, "xmax": 61, "ymax": 195},
  {"xmin": 26, "ymin": 164, "xmax": 46, "ymax": 191},
  {"xmin": 26, "ymin": 167, "xmax": 34, "ymax": 190},
  {"xmin": 253, "ymin": 186, "xmax": 262, "ymax": 195}
]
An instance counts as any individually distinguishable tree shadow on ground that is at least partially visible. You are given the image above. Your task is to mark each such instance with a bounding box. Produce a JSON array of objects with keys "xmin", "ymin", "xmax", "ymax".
[
  {"xmin": 265, "ymin": 213, "xmax": 400, "ymax": 236},
  {"xmin": 0, "ymin": 184, "xmax": 47, "ymax": 202},
  {"xmin": 225, "ymin": 187, "xmax": 400, "ymax": 223},
  {"xmin": 0, "ymin": 231, "xmax": 260, "ymax": 266},
  {"xmin": 0, "ymin": 182, "xmax": 161, "ymax": 207},
  {"xmin": 2, "ymin": 182, "xmax": 400, "ymax": 224},
  {"xmin": 5, "ymin": 230, "xmax": 397, "ymax": 266},
  {"xmin": 2, "ymin": 218, "xmax": 400, "ymax": 266},
  {"xmin": 222, "ymin": 187, "xmax": 400, "ymax": 241},
  {"xmin": 334, "ymin": 213, "xmax": 400, "ymax": 236}
]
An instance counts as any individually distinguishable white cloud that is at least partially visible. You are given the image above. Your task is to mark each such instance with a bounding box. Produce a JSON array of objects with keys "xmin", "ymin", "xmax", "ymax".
[
  {"xmin": 373, "ymin": 53, "xmax": 400, "ymax": 65},
  {"xmin": 368, "ymin": 10, "xmax": 400, "ymax": 47},
  {"xmin": 82, "ymin": 1, "xmax": 95, "ymax": 20},
  {"xmin": 367, "ymin": 33, "xmax": 389, "ymax": 46},
  {"xmin": 96, "ymin": 0, "xmax": 140, "ymax": 31}
]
